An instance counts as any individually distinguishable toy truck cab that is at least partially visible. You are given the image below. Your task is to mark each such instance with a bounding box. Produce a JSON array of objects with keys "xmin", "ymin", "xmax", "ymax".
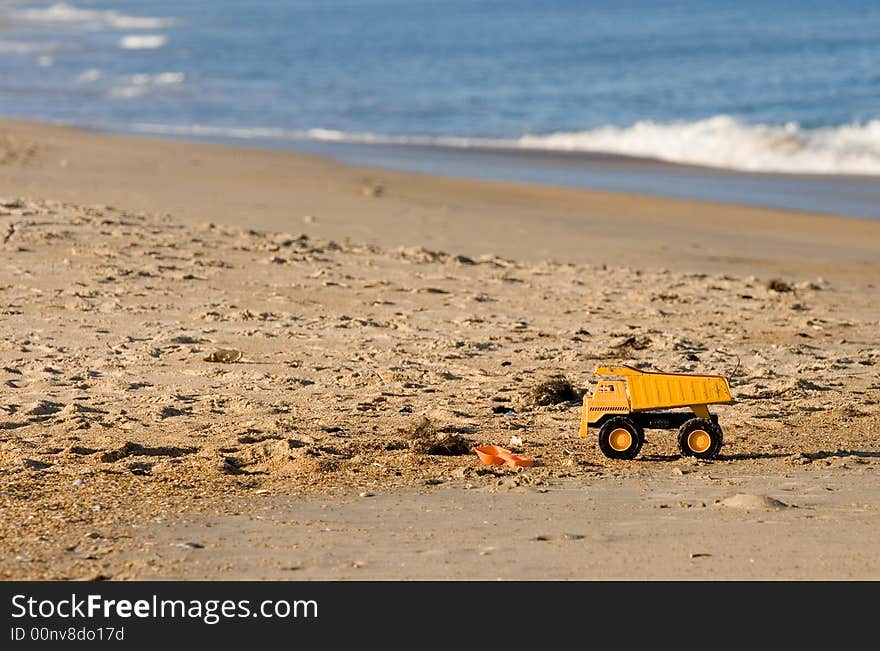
[
  {"xmin": 579, "ymin": 365, "xmax": 733, "ymax": 460},
  {"xmin": 595, "ymin": 380, "xmax": 628, "ymax": 401}
]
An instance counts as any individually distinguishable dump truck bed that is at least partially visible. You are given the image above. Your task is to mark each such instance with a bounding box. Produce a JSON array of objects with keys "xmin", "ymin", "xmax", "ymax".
[{"xmin": 596, "ymin": 365, "xmax": 733, "ymax": 411}]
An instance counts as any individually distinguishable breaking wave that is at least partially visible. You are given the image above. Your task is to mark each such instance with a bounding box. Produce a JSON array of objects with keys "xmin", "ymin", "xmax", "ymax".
[
  {"xmin": 515, "ymin": 116, "xmax": 880, "ymax": 175},
  {"xmin": 125, "ymin": 116, "xmax": 880, "ymax": 176}
]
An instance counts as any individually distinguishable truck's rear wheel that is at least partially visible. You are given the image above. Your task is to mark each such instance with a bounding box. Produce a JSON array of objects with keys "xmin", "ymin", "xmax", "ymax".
[
  {"xmin": 598, "ymin": 416, "xmax": 644, "ymax": 460},
  {"xmin": 677, "ymin": 418, "xmax": 723, "ymax": 459}
]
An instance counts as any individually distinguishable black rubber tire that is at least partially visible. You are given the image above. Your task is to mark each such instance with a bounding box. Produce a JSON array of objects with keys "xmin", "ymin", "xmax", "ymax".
[
  {"xmin": 677, "ymin": 418, "xmax": 723, "ymax": 459},
  {"xmin": 598, "ymin": 416, "xmax": 645, "ymax": 460}
]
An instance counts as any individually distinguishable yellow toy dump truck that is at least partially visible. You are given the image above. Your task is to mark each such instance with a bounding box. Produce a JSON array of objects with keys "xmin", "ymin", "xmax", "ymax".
[{"xmin": 578, "ymin": 365, "xmax": 733, "ymax": 460}]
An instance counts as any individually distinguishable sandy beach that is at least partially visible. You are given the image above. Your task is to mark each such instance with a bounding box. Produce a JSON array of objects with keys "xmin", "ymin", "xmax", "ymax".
[{"xmin": 1, "ymin": 119, "xmax": 879, "ymax": 580}]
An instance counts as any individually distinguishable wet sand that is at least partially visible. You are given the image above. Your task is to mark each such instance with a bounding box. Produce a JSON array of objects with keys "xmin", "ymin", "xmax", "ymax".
[{"xmin": 3, "ymin": 118, "xmax": 880, "ymax": 283}]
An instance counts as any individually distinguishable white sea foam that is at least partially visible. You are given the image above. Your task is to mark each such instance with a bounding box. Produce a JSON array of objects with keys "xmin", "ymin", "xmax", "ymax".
[
  {"xmin": 270, "ymin": 119, "xmax": 880, "ymax": 175},
  {"xmin": 107, "ymin": 73, "xmax": 184, "ymax": 99},
  {"xmin": 128, "ymin": 72, "xmax": 184, "ymax": 85},
  {"xmin": 514, "ymin": 116, "xmax": 880, "ymax": 175},
  {"xmin": 125, "ymin": 116, "xmax": 880, "ymax": 176},
  {"xmin": 17, "ymin": 3, "xmax": 174, "ymax": 30},
  {"xmin": 119, "ymin": 35, "xmax": 168, "ymax": 50},
  {"xmin": 154, "ymin": 72, "xmax": 184, "ymax": 85},
  {"xmin": 76, "ymin": 68, "xmax": 103, "ymax": 82}
]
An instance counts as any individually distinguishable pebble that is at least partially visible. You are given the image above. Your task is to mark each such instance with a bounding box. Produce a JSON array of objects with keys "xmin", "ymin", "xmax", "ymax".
[
  {"xmin": 498, "ymin": 477, "xmax": 520, "ymax": 489},
  {"xmin": 359, "ymin": 491, "xmax": 376, "ymax": 498}
]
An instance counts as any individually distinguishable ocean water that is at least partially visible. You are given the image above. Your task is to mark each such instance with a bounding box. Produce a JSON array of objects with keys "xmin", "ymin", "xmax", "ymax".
[{"xmin": 1, "ymin": 0, "xmax": 879, "ymax": 211}]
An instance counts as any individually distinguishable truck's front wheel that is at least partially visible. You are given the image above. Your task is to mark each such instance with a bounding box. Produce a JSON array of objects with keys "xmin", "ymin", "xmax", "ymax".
[
  {"xmin": 598, "ymin": 417, "xmax": 644, "ymax": 460},
  {"xmin": 677, "ymin": 418, "xmax": 723, "ymax": 459}
]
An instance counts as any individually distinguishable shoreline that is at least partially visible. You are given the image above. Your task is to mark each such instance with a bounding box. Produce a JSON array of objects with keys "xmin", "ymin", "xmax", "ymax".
[
  {"xmin": 2, "ymin": 118, "xmax": 879, "ymax": 286},
  {"xmin": 36, "ymin": 117, "xmax": 880, "ymax": 220}
]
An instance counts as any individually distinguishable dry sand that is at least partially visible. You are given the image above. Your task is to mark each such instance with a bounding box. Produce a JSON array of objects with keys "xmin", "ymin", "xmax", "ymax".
[{"xmin": 1, "ymin": 120, "xmax": 879, "ymax": 580}]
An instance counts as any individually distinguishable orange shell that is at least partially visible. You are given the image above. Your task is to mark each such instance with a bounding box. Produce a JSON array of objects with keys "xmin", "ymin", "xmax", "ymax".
[{"xmin": 473, "ymin": 445, "xmax": 533, "ymax": 468}]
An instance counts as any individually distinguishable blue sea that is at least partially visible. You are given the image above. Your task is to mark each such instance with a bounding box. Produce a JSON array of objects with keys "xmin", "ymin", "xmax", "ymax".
[{"xmin": 1, "ymin": 1, "xmax": 879, "ymax": 215}]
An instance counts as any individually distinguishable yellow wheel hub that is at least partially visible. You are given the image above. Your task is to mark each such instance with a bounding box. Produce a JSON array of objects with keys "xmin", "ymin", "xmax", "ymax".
[
  {"xmin": 609, "ymin": 428, "xmax": 633, "ymax": 452},
  {"xmin": 687, "ymin": 430, "xmax": 711, "ymax": 453}
]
